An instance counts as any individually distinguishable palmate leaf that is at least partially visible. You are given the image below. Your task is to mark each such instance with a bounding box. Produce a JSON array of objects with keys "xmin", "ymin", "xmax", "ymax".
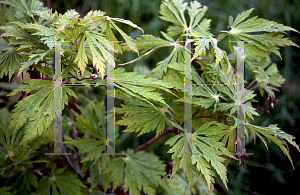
[
  {"xmin": 115, "ymin": 99, "xmax": 183, "ymax": 137},
  {"xmin": 16, "ymin": 168, "xmax": 38, "ymax": 195},
  {"xmin": 159, "ymin": 0, "xmax": 187, "ymax": 28},
  {"xmin": 72, "ymin": 15, "xmax": 141, "ymax": 76},
  {"xmin": 163, "ymin": 171, "xmax": 216, "ymax": 195},
  {"xmin": 219, "ymin": 8, "xmax": 299, "ymax": 59},
  {"xmin": 73, "ymin": 33, "xmax": 88, "ymax": 76},
  {"xmin": 103, "ymin": 17, "xmax": 143, "ymax": 55},
  {"xmin": 0, "ymin": 186, "xmax": 12, "ymax": 195},
  {"xmin": 22, "ymin": 23, "xmax": 58, "ymax": 37},
  {"xmin": 7, "ymin": 79, "xmax": 77, "ymax": 143},
  {"xmin": 114, "ymin": 68, "xmax": 177, "ymax": 107},
  {"xmin": 245, "ymin": 123, "xmax": 300, "ymax": 170},
  {"xmin": 251, "ymin": 58, "xmax": 285, "ymax": 96},
  {"xmin": 73, "ymin": 31, "xmax": 110, "ymax": 78},
  {"xmin": 0, "ymin": 49, "xmax": 21, "ymax": 81},
  {"xmin": 0, "ymin": 21, "xmax": 41, "ymax": 48},
  {"xmin": 151, "ymin": 45, "xmax": 185, "ymax": 79},
  {"xmin": 165, "ymin": 122, "xmax": 235, "ymax": 193},
  {"xmin": 214, "ymin": 87, "xmax": 259, "ymax": 120},
  {"xmin": 121, "ymin": 34, "xmax": 172, "ymax": 62},
  {"xmin": 186, "ymin": 29, "xmax": 225, "ymax": 69},
  {"xmin": 0, "ymin": 0, "xmax": 30, "ymax": 16},
  {"xmin": 120, "ymin": 34, "xmax": 180, "ymax": 67},
  {"xmin": 187, "ymin": 1, "xmax": 207, "ymax": 30},
  {"xmin": 160, "ymin": 0, "xmax": 210, "ymax": 37},
  {"xmin": 36, "ymin": 166, "xmax": 86, "ymax": 195},
  {"xmin": 64, "ymin": 99, "xmax": 106, "ymax": 162},
  {"xmin": 64, "ymin": 137, "xmax": 106, "ymax": 162},
  {"xmin": 104, "ymin": 149, "xmax": 167, "ymax": 195},
  {"xmin": 109, "ymin": 19, "xmax": 139, "ymax": 54}
]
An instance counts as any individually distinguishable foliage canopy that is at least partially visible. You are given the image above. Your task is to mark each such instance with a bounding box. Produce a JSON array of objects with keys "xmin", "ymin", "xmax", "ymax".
[{"xmin": 0, "ymin": 0, "xmax": 299, "ymax": 194}]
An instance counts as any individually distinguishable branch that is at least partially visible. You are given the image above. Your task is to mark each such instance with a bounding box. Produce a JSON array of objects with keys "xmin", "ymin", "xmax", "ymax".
[
  {"xmin": 133, "ymin": 126, "xmax": 177, "ymax": 154},
  {"xmin": 133, "ymin": 107, "xmax": 228, "ymax": 154}
]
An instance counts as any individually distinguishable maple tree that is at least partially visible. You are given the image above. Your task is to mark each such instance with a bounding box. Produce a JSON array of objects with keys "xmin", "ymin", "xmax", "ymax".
[{"xmin": 0, "ymin": 0, "xmax": 299, "ymax": 194}]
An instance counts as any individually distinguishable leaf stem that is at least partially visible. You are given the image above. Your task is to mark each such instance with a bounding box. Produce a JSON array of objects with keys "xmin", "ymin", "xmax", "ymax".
[
  {"xmin": 193, "ymin": 115, "xmax": 235, "ymax": 123},
  {"xmin": 192, "ymin": 107, "xmax": 203, "ymax": 118},
  {"xmin": 165, "ymin": 108, "xmax": 181, "ymax": 126},
  {"xmin": 193, "ymin": 57, "xmax": 212, "ymax": 61},
  {"xmin": 92, "ymin": 17, "xmax": 108, "ymax": 31},
  {"xmin": 62, "ymin": 76, "xmax": 99, "ymax": 83},
  {"xmin": 259, "ymin": 85, "xmax": 280, "ymax": 93}
]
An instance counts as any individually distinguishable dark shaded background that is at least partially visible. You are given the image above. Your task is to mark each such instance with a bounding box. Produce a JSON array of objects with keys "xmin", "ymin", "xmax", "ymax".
[{"xmin": 1, "ymin": 0, "xmax": 300, "ymax": 194}]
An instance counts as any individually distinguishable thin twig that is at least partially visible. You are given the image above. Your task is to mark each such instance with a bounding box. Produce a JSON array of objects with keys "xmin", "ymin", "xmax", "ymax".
[
  {"xmin": 133, "ymin": 126, "xmax": 178, "ymax": 154},
  {"xmin": 245, "ymin": 78, "xmax": 257, "ymax": 90}
]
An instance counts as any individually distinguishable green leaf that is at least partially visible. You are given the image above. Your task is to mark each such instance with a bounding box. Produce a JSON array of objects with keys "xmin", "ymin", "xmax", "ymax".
[
  {"xmin": 104, "ymin": 149, "xmax": 166, "ymax": 195},
  {"xmin": 187, "ymin": 1, "xmax": 207, "ymax": 30},
  {"xmin": 115, "ymin": 68, "xmax": 176, "ymax": 106},
  {"xmin": 17, "ymin": 169, "xmax": 38, "ymax": 194},
  {"xmin": 105, "ymin": 20, "xmax": 122, "ymax": 54},
  {"xmin": 73, "ymin": 33, "xmax": 88, "ymax": 76},
  {"xmin": 7, "ymin": 80, "xmax": 77, "ymax": 143},
  {"xmin": 65, "ymin": 137, "xmax": 105, "ymax": 162},
  {"xmin": 159, "ymin": 0, "xmax": 186, "ymax": 27},
  {"xmin": 0, "ymin": 50, "xmax": 21, "ymax": 81},
  {"xmin": 166, "ymin": 122, "xmax": 235, "ymax": 192},
  {"xmin": 245, "ymin": 123, "xmax": 300, "ymax": 169},
  {"xmin": 109, "ymin": 19, "xmax": 139, "ymax": 54},
  {"xmin": 0, "ymin": 0, "xmax": 30, "ymax": 16},
  {"xmin": 116, "ymin": 100, "xmax": 182, "ymax": 137},
  {"xmin": 151, "ymin": 46, "xmax": 185, "ymax": 79},
  {"xmin": 0, "ymin": 186, "xmax": 12, "ymax": 195},
  {"xmin": 120, "ymin": 34, "xmax": 173, "ymax": 65},
  {"xmin": 110, "ymin": 17, "xmax": 144, "ymax": 34},
  {"xmin": 231, "ymin": 8, "xmax": 254, "ymax": 27},
  {"xmin": 222, "ymin": 9, "xmax": 299, "ymax": 59},
  {"xmin": 22, "ymin": 23, "xmax": 58, "ymax": 37},
  {"xmin": 86, "ymin": 33, "xmax": 106, "ymax": 79},
  {"xmin": 36, "ymin": 167, "xmax": 85, "ymax": 195}
]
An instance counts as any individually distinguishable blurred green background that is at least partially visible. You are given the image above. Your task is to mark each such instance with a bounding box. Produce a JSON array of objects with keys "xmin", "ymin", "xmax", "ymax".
[{"xmin": 1, "ymin": 0, "xmax": 300, "ymax": 194}]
